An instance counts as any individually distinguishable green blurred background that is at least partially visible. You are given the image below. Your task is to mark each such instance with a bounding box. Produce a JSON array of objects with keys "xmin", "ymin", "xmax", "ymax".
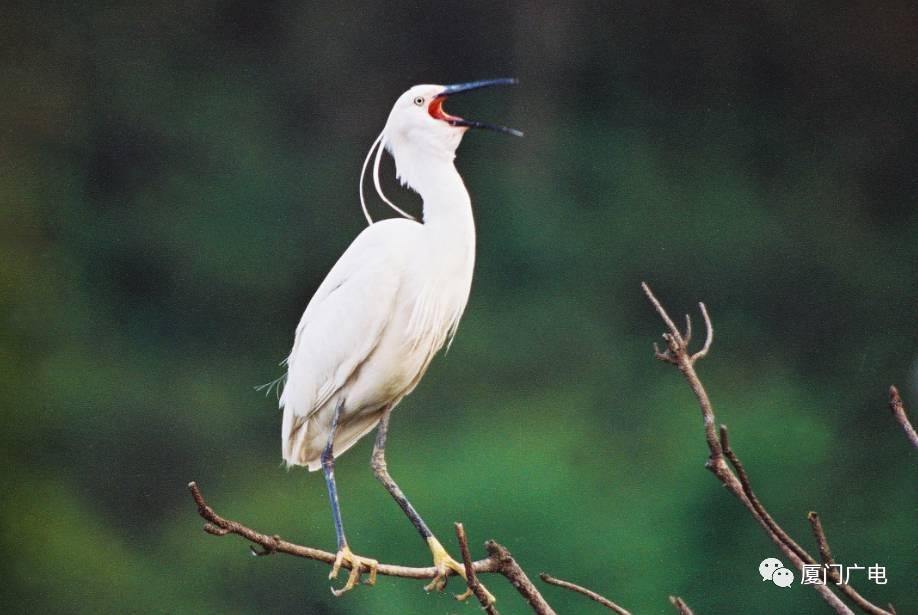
[{"xmin": 2, "ymin": 2, "xmax": 916, "ymax": 613}]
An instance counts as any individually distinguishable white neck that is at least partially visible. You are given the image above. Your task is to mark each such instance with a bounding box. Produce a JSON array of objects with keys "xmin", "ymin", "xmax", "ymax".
[
  {"xmin": 399, "ymin": 148, "xmax": 476, "ymax": 283},
  {"xmin": 393, "ymin": 145, "xmax": 473, "ymax": 234},
  {"xmin": 391, "ymin": 142, "xmax": 477, "ymax": 350}
]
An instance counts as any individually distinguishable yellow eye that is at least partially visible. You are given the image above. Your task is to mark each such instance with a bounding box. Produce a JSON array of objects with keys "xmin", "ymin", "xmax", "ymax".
[{"xmin": 413, "ymin": 96, "xmax": 425, "ymax": 106}]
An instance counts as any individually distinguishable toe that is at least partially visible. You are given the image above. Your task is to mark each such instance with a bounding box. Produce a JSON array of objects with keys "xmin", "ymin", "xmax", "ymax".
[
  {"xmin": 329, "ymin": 550, "xmax": 344, "ymax": 580},
  {"xmin": 329, "ymin": 550, "xmax": 378, "ymax": 596},
  {"xmin": 331, "ymin": 564, "xmax": 358, "ymax": 597},
  {"xmin": 366, "ymin": 559, "xmax": 379, "ymax": 586}
]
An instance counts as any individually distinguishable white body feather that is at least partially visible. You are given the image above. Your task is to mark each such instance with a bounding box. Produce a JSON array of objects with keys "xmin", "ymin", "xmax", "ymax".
[{"xmin": 280, "ymin": 94, "xmax": 476, "ymax": 469}]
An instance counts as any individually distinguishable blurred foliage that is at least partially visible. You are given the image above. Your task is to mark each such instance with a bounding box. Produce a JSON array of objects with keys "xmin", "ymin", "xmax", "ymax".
[{"xmin": 2, "ymin": 1, "xmax": 916, "ymax": 613}]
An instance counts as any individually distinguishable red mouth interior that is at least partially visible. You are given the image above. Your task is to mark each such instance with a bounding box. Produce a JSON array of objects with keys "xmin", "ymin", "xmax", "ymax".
[{"xmin": 428, "ymin": 97, "xmax": 461, "ymax": 123}]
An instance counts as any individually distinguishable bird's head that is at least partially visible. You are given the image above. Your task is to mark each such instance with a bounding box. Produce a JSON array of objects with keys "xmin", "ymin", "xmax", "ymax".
[
  {"xmin": 381, "ymin": 80, "xmax": 520, "ymax": 184},
  {"xmin": 360, "ymin": 79, "xmax": 520, "ymax": 221},
  {"xmin": 382, "ymin": 79, "xmax": 521, "ymax": 159}
]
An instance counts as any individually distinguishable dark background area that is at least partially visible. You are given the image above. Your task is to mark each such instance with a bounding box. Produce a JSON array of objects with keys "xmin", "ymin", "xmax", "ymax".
[{"xmin": 2, "ymin": 2, "xmax": 916, "ymax": 613}]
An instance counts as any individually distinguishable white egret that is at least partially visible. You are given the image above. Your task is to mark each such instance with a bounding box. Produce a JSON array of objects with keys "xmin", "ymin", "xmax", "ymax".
[{"xmin": 277, "ymin": 79, "xmax": 521, "ymax": 597}]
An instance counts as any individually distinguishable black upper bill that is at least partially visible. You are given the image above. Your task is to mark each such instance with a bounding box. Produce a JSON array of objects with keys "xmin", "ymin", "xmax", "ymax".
[
  {"xmin": 438, "ymin": 78, "xmax": 519, "ymax": 96},
  {"xmin": 437, "ymin": 78, "xmax": 523, "ymax": 137}
]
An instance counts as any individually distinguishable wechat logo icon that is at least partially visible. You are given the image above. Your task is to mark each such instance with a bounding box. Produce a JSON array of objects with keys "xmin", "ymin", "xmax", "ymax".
[{"xmin": 760, "ymin": 557, "xmax": 794, "ymax": 588}]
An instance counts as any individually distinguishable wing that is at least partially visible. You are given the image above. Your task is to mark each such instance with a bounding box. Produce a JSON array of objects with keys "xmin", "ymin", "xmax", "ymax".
[{"xmin": 279, "ymin": 219, "xmax": 419, "ymax": 421}]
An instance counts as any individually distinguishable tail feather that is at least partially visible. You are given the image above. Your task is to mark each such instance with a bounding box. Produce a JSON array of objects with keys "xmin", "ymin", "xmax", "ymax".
[{"xmin": 282, "ymin": 405, "xmax": 386, "ymax": 471}]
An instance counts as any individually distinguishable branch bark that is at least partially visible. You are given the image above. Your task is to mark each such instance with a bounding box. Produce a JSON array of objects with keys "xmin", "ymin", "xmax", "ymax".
[
  {"xmin": 669, "ymin": 595, "xmax": 695, "ymax": 615},
  {"xmin": 640, "ymin": 282, "xmax": 898, "ymax": 615},
  {"xmin": 187, "ymin": 285, "xmax": 904, "ymax": 614},
  {"xmin": 456, "ymin": 522, "xmax": 499, "ymax": 614},
  {"xmin": 808, "ymin": 511, "xmax": 836, "ymax": 568},
  {"xmin": 539, "ymin": 573, "xmax": 633, "ymax": 614},
  {"xmin": 188, "ymin": 481, "xmax": 498, "ymax": 580},
  {"xmin": 888, "ymin": 385, "xmax": 918, "ymax": 450},
  {"xmin": 486, "ymin": 541, "xmax": 557, "ymax": 615},
  {"xmin": 190, "ymin": 481, "xmax": 556, "ymax": 612}
]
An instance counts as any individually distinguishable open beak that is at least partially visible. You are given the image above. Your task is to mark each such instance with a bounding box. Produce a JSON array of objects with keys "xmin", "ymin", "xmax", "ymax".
[{"xmin": 428, "ymin": 78, "xmax": 523, "ymax": 137}]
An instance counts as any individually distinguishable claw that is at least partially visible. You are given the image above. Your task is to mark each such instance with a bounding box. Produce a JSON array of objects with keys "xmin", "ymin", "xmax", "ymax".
[
  {"xmin": 424, "ymin": 536, "xmax": 495, "ymax": 603},
  {"xmin": 328, "ymin": 546, "xmax": 378, "ymax": 596},
  {"xmin": 250, "ymin": 534, "xmax": 281, "ymax": 557},
  {"xmin": 470, "ymin": 584, "xmax": 497, "ymax": 605}
]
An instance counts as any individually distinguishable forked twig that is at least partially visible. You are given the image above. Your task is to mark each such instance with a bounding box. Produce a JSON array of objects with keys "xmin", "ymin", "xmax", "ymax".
[
  {"xmin": 723, "ymin": 433, "xmax": 890, "ymax": 614},
  {"xmin": 640, "ymin": 282, "xmax": 871, "ymax": 615},
  {"xmin": 189, "ymin": 481, "xmax": 559, "ymax": 612},
  {"xmin": 720, "ymin": 426, "xmax": 813, "ymax": 564},
  {"xmin": 188, "ymin": 481, "xmax": 498, "ymax": 580},
  {"xmin": 187, "ymin": 284, "xmax": 904, "ymax": 614}
]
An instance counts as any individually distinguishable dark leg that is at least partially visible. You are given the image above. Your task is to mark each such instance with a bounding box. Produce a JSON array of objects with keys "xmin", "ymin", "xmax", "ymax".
[
  {"xmin": 321, "ymin": 399, "xmax": 348, "ymax": 551},
  {"xmin": 321, "ymin": 400, "xmax": 377, "ymax": 595},
  {"xmin": 370, "ymin": 408, "xmax": 434, "ymax": 540},
  {"xmin": 370, "ymin": 408, "xmax": 490, "ymax": 601}
]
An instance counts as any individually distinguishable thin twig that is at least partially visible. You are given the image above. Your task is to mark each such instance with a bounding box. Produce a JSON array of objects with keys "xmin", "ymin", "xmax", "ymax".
[
  {"xmin": 487, "ymin": 541, "xmax": 557, "ymax": 615},
  {"xmin": 808, "ymin": 512, "xmax": 836, "ymax": 567},
  {"xmin": 641, "ymin": 282, "xmax": 857, "ymax": 615},
  {"xmin": 456, "ymin": 523, "xmax": 499, "ymax": 615},
  {"xmin": 190, "ymin": 482, "xmax": 562, "ymax": 613},
  {"xmin": 724, "ymin": 427, "xmax": 894, "ymax": 614},
  {"xmin": 250, "ymin": 534, "xmax": 281, "ymax": 557},
  {"xmin": 641, "ymin": 282, "xmax": 722, "ymax": 460},
  {"xmin": 643, "ymin": 283, "xmax": 896, "ymax": 615},
  {"xmin": 539, "ymin": 573, "xmax": 632, "ymax": 615},
  {"xmin": 807, "ymin": 512, "xmax": 892, "ymax": 615},
  {"xmin": 641, "ymin": 281, "xmax": 685, "ymax": 347},
  {"xmin": 690, "ymin": 302, "xmax": 713, "ymax": 362},
  {"xmin": 888, "ymin": 386, "xmax": 918, "ymax": 450},
  {"xmin": 669, "ymin": 596, "xmax": 695, "ymax": 615},
  {"xmin": 720, "ymin": 426, "xmax": 814, "ymax": 565},
  {"xmin": 189, "ymin": 481, "xmax": 498, "ymax": 580}
]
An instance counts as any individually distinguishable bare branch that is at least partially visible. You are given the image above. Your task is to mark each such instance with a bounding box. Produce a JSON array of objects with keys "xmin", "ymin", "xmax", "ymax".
[
  {"xmin": 455, "ymin": 523, "xmax": 499, "ymax": 614},
  {"xmin": 654, "ymin": 340, "xmax": 677, "ymax": 364},
  {"xmin": 641, "ymin": 282, "xmax": 722, "ymax": 459},
  {"xmin": 888, "ymin": 386, "xmax": 918, "ymax": 450},
  {"xmin": 189, "ymin": 481, "xmax": 499, "ymax": 580},
  {"xmin": 690, "ymin": 302, "xmax": 713, "ymax": 362},
  {"xmin": 188, "ymin": 286, "xmax": 906, "ymax": 614},
  {"xmin": 250, "ymin": 534, "xmax": 281, "ymax": 557},
  {"xmin": 669, "ymin": 596, "xmax": 695, "ymax": 615},
  {"xmin": 641, "ymin": 283, "xmax": 859, "ymax": 615},
  {"xmin": 808, "ymin": 511, "xmax": 836, "ymax": 567},
  {"xmin": 486, "ymin": 541, "xmax": 557, "ymax": 615},
  {"xmin": 539, "ymin": 573, "xmax": 632, "ymax": 615},
  {"xmin": 720, "ymin": 426, "xmax": 814, "ymax": 565},
  {"xmin": 806, "ymin": 512, "xmax": 893, "ymax": 615},
  {"xmin": 641, "ymin": 281, "xmax": 685, "ymax": 346},
  {"xmin": 720, "ymin": 434, "xmax": 892, "ymax": 614},
  {"xmin": 191, "ymin": 482, "xmax": 564, "ymax": 613}
]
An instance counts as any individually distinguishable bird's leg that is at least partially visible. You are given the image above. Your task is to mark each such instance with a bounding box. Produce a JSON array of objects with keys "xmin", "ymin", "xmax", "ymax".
[
  {"xmin": 322, "ymin": 400, "xmax": 378, "ymax": 596},
  {"xmin": 370, "ymin": 409, "xmax": 494, "ymax": 603}
]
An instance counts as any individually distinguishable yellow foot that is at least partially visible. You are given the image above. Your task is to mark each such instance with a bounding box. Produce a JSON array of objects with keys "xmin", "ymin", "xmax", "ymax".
[
  {"xmin": 424, "ymin": 536, "xmax": 496, "ymax": 605},
  {"xmin": 329, "ymin": 546, "xmax": 378, "ymax": 597}
]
